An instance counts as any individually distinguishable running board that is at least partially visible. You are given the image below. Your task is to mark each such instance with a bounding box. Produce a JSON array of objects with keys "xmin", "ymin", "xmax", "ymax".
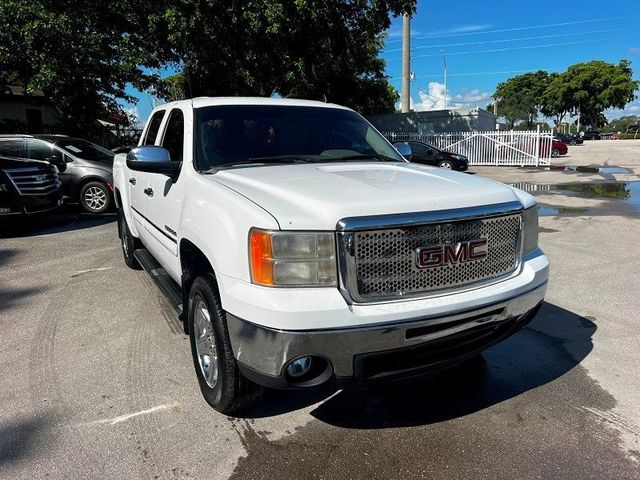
[{"xmin": 133, "ymin": 249, "xmax": 183, "ymax": 315}]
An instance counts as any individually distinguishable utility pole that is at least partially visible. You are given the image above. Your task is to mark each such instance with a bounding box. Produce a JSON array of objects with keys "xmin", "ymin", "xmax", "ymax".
[
  {"xmin": 441, "ymin": 50, "xmax": 447, "ymax": 109},
  {"xmin": 401, "ymin": 13, "xmax": 411, "ymax": 113}
]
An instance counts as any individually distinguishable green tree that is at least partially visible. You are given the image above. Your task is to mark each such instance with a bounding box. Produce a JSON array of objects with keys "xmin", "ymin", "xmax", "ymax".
[
  {"xmin": 154, "ymin": 0, "xmax": 415, "ymax": 115},
  {"xmin": 559, "ymin": 60, "xmax": 638, "ymax": 129},
  {"xmin": 540, "ymin": 72, "xmax": 574, "ymax": 126},
  {"xmin": 602, "ymin": 115, "xmax": 640, "ymax": 133},
  {"xmin": 0, "ymin": 0, "xmax": 166, "ymax": 135},
  {"xmin": 493, "ymin": 70, "xmax": 551, "ymax": 128}
]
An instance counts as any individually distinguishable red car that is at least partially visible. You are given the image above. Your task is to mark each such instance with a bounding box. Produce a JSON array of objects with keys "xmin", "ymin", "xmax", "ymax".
[{"xmin": 550, "ymin": 139, "xmax": 568, "ymax": 157}]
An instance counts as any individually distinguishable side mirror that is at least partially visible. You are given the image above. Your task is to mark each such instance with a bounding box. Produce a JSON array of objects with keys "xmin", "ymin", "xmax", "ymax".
[
  {"xmin": 126, "ymin": 146, "xmax": 181, "ymax": 179},
  {"xmin": 394, "ymin": 142, "xmax": 412, "ymax": 161},
  {"xmin": 47, "ymin": 155, "xmax": 67, "ymax": 173}
]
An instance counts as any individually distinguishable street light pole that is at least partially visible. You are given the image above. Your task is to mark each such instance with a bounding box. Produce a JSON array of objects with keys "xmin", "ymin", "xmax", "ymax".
[
  {"xmin": 401, "ymin": 13, "xmax": 411, "ymax": 113},
  {"xmin": 441, "ymin": 50, "xmax": 447, "ymax": 110}
]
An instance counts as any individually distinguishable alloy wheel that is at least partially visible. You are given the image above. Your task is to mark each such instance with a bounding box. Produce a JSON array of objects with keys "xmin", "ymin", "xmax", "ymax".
[{"xmin": 193, "ymin": 300, "xmax": 219, "ymax": 388}]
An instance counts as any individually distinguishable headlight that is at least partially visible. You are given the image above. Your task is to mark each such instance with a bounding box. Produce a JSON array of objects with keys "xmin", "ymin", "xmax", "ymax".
[
  {"xmin": 522, "ymin": 206, "xmax": 539, "ymax": 255},
  {"xmin": 249, "ymin": 229, "xmax": 337, "ymax": 287}
]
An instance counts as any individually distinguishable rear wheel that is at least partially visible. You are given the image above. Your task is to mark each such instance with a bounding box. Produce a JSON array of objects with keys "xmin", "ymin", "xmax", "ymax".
[
  {"xmin": 438, "ymin": 160, "xmax": 453, "ymax": 169},
  {"xmin": 188, "ymin": 274, "xmax": 263, "ymax": 414},
  {"xmin": 551, "ymin": 148, "xmax": 560, "ymax": 157},
  {"xmin": 80, "ymin": 181, "xmax": 111, "ymax": 214}
]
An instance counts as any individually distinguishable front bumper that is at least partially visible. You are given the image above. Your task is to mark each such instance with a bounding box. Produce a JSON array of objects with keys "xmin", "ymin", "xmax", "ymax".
[{"xmin": 227, "ymin": 281, "xmax": 547, "ymax": 389}]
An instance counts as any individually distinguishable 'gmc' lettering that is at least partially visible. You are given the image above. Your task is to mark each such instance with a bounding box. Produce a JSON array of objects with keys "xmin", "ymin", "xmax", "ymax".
[{"xmin": 416, "ymin": 238, "xmax": 488, "ymax": 269}]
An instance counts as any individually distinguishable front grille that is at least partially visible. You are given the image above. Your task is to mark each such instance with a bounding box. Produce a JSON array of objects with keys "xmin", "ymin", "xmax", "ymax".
[
  {"xmin": 351, "ymin": 213, "xmax": 521, "ymax": 301},
  {"xmin": 4, "ymin": 167, "xmax": 59, "ymax": 195}
]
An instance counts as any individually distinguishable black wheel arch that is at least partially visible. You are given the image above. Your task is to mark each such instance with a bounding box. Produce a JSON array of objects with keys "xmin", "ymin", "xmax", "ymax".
[{"xmin": 180, "ymin": 239, "xmax": 216, "ymax": 331}]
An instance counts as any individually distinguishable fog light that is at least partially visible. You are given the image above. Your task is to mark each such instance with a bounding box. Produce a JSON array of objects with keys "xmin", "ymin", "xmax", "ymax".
[
  {"xmin": 0, "ymin": 207, "xmax": 11, "ymax": 214},
  {"xmin": 286, "ymin": 356, "xmax": 312, "ymax": 378}
]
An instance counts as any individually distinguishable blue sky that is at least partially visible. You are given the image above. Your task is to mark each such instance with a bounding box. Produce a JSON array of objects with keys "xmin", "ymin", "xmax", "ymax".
[
  {"xmin": 125, "ymin": 0, "xmax": 640, "ymax": 124},
  {"xmin": 383, "ymin": 0, "xmax": 640, "ymax": 117}
]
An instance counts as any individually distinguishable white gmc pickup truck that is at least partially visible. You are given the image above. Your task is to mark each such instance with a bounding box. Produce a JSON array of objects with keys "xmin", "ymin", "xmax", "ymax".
[{"xmin": 113, "ymin": 97, "xmax": 549, "ymax": 413}]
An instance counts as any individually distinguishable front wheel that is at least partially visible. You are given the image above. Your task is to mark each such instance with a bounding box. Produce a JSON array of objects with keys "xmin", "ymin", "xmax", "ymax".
[
  {"xmin": 438, "ymin": 160, "xmax": 453, "ymax": 169},
  {"xmin": 551, "ymin": 148, "xmax": 560, "ymax": 157},
  {"xmin": 188, "ymin": 274, "xmax": 263, "ymax": 414},
  {"xmin": 80, "ymin": 181, "xmax": 111, "ymax": 214}
]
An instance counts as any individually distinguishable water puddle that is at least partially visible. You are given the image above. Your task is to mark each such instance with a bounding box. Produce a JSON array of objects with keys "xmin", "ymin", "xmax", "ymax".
[
  {"xmin": 597, "ymin": 167, "xmax": 632, "ymax": 174},
  {"xmin": 511, "ymin": 181, "xmax": 640, "ymax": 217}
]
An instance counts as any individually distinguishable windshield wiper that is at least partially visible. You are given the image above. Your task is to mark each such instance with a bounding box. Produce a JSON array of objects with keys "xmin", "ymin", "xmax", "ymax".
[
  {"xmin": 332, "ymin": 154, "xmax": 402, "ymax": 162},
  {"xmin": 200, "ymin": 156, "xmax": 317, "ymax": 174}
]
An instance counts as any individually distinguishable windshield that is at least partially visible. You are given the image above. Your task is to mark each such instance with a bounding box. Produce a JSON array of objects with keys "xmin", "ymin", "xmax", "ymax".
[
  {"xmin": 55, "ymin": 138, "xmax": 114, "ymax": 162},
  {"xmin": 194, "ymin": 105, "xmax": 405, "ymax": 170}
]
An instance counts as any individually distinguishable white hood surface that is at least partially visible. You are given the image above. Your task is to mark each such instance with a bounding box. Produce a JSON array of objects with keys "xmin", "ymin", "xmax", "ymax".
[{"xmin": 212, "ymin": 162, "xmax": 523, "ymax": 230}]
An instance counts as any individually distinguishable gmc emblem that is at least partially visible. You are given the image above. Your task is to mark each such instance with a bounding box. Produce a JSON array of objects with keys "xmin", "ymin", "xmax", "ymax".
[{"xmin": 415, "ymin": 239, "xmax": 488, "ymax": 269}]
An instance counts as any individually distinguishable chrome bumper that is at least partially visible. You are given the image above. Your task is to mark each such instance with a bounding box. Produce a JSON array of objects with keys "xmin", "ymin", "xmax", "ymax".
[{"xmin": 226, "ymin": 282, "xmax": 547, "ymax": 388}]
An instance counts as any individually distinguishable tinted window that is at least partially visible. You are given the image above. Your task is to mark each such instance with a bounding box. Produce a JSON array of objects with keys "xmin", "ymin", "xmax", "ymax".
[
  {"xmin": 195, "ymin": 105, "xmax": 403, "ymax": 170},
  {"xmin": 55, "ymin": 138, "xmax": 113, "ymax": 162},
  {"xmin": 0, "ymin": 140, "xmax": 24, "ymax": 158},
  {"xmin": 408, "ymin": 142, "xmax": 428, "ymax": 154},
  {"xmin": 161, "ymin": 109, "xmax": 185, "ymax": 162},
  {"xmin": 26, "ymin": 140, "xmax": 58, "ymax": 161},
  {"xmin": 144, "ymin": 110, "xmax": 165, "ymax": 145}
]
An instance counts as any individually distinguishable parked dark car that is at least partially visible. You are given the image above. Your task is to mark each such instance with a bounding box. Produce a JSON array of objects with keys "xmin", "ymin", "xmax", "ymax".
[
  {"xmin": 581, "ymin": 130, "xmax": 601, "ymax": 140},
  {"xmin": 396, "ymin": 140, "xmax": 469, "ymax": 171},
  {"xmin": 554, "ymin": 133, "xmax": 583, "ymax": 145},
  {"xmin": 0, "ymin": 135, "xmax": 114, "ymax": 213},
  {"xmin": 0, "ymin": 156, "xmax": 63, "ymax": 218}
]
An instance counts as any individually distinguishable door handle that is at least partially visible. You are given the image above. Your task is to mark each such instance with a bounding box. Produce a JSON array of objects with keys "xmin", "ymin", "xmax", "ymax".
[
  {"xmin": 129, "ymin": 178, "xmax": 136, "ymax": 185},
  {"xmin": 143, "ymin": 187, "xmax": 154, "ymax": 197}
]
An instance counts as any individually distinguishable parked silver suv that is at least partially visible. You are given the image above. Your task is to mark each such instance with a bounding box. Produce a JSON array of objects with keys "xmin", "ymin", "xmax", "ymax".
[{"xmin": 0, "ymin": 134, "xmax": 114, "ymax": 213}]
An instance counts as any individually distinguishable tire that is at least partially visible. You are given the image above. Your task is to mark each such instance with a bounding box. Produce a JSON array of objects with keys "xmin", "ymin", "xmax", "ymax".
[
  {"xmin": 551, "ymin": 148, "xmax": 560, "ymax": 157},
  {"xmin": 438, "ymin": 160, "xmax": 453, "ymax": 169},
  {"xmin": 118, "ymin": 209, "xmax": 142, "ymax": 270},
  {"xmin": 80, "ymin": 181, "xmax": 111, "ymax": 214},
  {"xmin": 188, "ymin": 274, "xmax": 263, "ymax": 414}
]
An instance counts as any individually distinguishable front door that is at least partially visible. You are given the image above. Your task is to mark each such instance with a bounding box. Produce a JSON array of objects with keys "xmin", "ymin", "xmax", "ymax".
[
  {"xmin": 143, "ymin": 107, "xmax": 187, "ymax": 278},
  {"xmin": 129, "ymin": 109, "xmax": 167, "ymax": 243}
]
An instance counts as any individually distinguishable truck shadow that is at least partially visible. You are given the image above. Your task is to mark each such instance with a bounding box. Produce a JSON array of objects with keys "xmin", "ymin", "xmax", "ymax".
[
  {"xmin": 245, "ymin": 303, "xmax": 595, "ymax": 425},
  {"xmin": 0, "ymin": 206, "xmax": 116, "ymax": 239},
  {"xmin": 0, "ymin": 414, "xmax": 51, "ymax": 466}
]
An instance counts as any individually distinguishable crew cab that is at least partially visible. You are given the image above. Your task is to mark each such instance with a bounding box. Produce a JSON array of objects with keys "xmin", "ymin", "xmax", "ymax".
[
  {"xmin": 1, "ymin": 156, "xmax": 63, "ymax": 218},
  {"xmin": 113, "ymin": 98, "xmax": 549, "ymax": 413}
]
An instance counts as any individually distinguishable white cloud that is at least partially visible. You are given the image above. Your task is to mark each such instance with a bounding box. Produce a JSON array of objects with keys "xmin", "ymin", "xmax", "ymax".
[
  {"xmin": 397, "ymin": 83, "xmax": 491, "ymax": 111},
  {"xmin": 629, "ymin": 47, "xmax": 640, "ymax": 55},
  {"xmin": 455, "ymin": 89, "xmax": 492, "ymax": 104}
]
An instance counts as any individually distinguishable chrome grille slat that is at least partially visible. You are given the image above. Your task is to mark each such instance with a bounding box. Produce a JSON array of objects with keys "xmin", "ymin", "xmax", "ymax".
[
  {"xmin": 4, "ymin": 167, "xmax": 59, "ymax": 196},
  {"xmin": 339, "ymin": 211, "xmax": 522, "ymax": 303}
]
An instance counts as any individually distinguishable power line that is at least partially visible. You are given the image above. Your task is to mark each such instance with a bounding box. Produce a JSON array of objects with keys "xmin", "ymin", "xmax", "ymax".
[
  {"xmin": 384, "ymin": 27, "xmax": 629, "ymax": 53},
  {"xmin": 385, "ymin": 14, "xmax": 640, "ymax": 44},
  {"xmin": 388, "ymin": 67, "xmax": 566, "ymax": 80},
  {"xmin": 386, "ymin": 36, "xmax": 636, "ymax": 61}
]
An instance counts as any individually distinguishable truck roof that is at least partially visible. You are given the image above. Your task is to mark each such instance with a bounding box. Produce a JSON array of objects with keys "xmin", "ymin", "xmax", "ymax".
[{"xmin": 162, "ymin": 96, "xmax": 352, "ymax": 111}]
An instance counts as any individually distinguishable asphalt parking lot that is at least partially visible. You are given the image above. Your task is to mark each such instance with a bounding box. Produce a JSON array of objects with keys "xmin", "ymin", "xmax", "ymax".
[{"xmin": 1, "ymin": 141, "xmax": 639, "ymax": 479}]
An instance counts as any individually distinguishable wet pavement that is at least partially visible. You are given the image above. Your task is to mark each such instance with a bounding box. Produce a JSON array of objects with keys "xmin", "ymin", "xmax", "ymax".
[
  {"xmin": 511, "ymin": 181, "xmax": 640, "ymax": 217},
  {"xmin": 1, "ymin": 160, "xmax": 640, "ymax": 478}
]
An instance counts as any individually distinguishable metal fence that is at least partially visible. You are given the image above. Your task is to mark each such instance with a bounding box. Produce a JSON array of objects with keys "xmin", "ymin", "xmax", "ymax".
[{"xmin": 385, "ymin": 127, "xmax": 554, "ymax": 166}]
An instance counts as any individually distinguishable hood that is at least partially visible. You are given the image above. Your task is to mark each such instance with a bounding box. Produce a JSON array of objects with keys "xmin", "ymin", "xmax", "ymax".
[{"xmin": 211, "ymin": 162, "xmax": 524, "ymax": 230}]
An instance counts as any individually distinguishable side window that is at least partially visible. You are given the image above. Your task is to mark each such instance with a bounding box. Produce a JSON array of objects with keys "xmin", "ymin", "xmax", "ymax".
[
  {"xmin": 0, "ymin": 140, "xmax": 25, "ymax": 158},
  {"xmin": 409, "ymin": 142, "xmax": 427, "ymax": 154},
  {"xmin": 161, "ymin": 109, "xmax": 184, "ymax": 162},
  {"xmin": 25, "ymin": 140, "xmax": 56, "ymax": 161},
  {"xmin": 143, "ymin": 110, "xmax": 165, "ymax": 145}
]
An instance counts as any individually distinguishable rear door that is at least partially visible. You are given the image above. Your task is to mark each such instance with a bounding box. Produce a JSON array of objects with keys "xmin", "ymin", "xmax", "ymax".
[
  {"xmin": 143, "ymin": 107, "xmax": 187, "ymax": 275},
  {"xmin": 130, "ymin": 109, "xmax": 166, "ymax": 240}
]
